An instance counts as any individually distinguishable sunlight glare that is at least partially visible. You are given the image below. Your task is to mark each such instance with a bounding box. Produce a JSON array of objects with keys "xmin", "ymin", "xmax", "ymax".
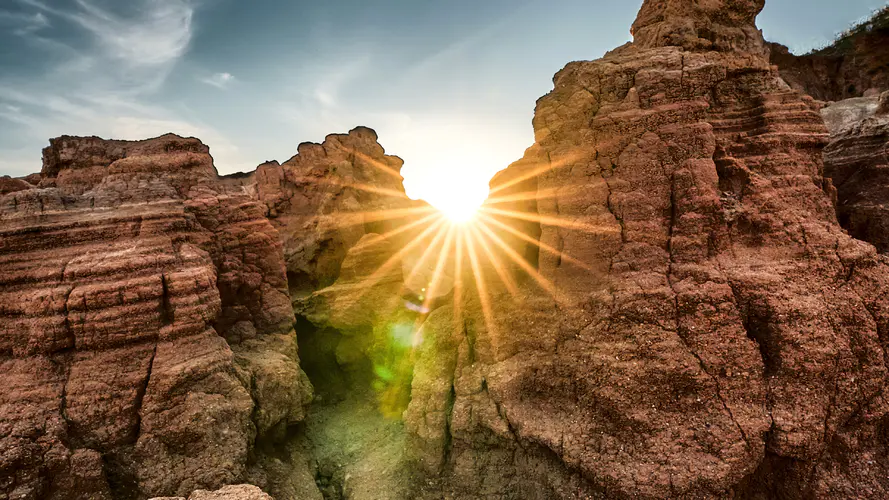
[
  {"xmin": 397, "ymin": 128, "xmax": 515, "ymax": 224},
  {"xmin": 407, "ymin": 168, "xmax": 488, "ymax": 223},
  {"xmin": 436, "ymin": 196, "xmax": 483, "ymax": 223}
]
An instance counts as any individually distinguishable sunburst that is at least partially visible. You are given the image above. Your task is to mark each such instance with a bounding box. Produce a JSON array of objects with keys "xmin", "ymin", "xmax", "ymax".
[{"xmin": 295, "ymin": 171, "xmax": 607, "ymax": 415}]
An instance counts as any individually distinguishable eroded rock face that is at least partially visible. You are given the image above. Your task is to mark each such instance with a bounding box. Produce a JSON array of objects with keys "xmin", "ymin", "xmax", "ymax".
[
  {"xmin": 251, "ymin": 127, "xmax": 418, "ymax": 306},
  {"xmin": 768, "ymin": 6, "xmax": 889, "ymax": 102},
  {"xmin": 403, "ymin": 0, "xmax": 889, "ymax": 497},
  {"xmin": 0, "ymin": 135, "xmax": 312, "ymax": 499},
  {"xmin": 0, "ymin": 127, "xmax": 426, "ymax": 500},
  {"xmin": 6, "ymin": 2, "xmax": 889, "ymax": 499},
  {"xmin": 631, "ymin": 0, "xmax": 766, "ymax": 55},
  {"xmin": 821, "ymin": 92, "xmax": 889, "ymax": 253},
  {"xmin": 0, "ymin": 175, "xmax": 34, "ymax": 194}
]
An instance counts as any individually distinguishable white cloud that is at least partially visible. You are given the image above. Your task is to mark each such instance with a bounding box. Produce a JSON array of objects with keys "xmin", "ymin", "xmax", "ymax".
[
  {"xmin": 310, "ymin": 57, "xmax": 371, "ymax": 109},
  {"xmin": 201, "ymin": 72, "xmax": 235, "ymax": 89},
  {"xmin": 271, "ymin": 55, "xmax": 373, "ymax": 132},
  {"xmin": 0, "ymin": 85, "xmax": 253, "ymax": 176}
]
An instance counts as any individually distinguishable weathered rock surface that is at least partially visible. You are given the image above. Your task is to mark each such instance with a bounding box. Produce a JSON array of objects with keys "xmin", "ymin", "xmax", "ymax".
[
  {"xmin": 0, "ymin": 127, "xmax": 428, "ymax": 500},
  {"xmin": 821, "ymin": 92, "xmax": 889, "ymax": 253},
  {"xmin": 251, "ymin": 127, "xmax": 418, "ymax": 307},
  {"xmin": 6, "ymin": 1, "xmax": 889, "ymax": 499},
  {"xmin": 150, "ymin": 484, "xmax": 273, "ymax": 500},
  {"xmin": 0, "ymin": 135, "xmax": 313, "ymax": 499},
  {"xmin": 0, "ymin": 175, "xmax": 33, "ymax": 195},
  {"xmin": 768, "ymin": 6, "xmax": 889, "ymax": 101},
  {"xmin": 401, "ymin": 0, "xmax": 889, "ymax": 498}
]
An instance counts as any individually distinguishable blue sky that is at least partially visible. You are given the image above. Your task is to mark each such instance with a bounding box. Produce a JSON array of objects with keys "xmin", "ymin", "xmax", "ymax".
[{"xmin": 1, "ymin": 0, "xmax": 886, "ymax": 210}]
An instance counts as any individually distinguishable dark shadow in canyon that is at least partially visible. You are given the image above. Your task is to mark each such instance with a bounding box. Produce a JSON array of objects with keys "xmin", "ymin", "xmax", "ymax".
[{"xmin": 294, "ymin": 314, "xmax": 417, "ymax": 500}]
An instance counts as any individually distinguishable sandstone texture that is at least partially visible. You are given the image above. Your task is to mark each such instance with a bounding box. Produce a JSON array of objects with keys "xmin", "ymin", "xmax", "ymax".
[
  {"xmin": 5, "ymin": 1, "xmax": 889, "ymax": 499},
  {"xmin": 251, "ymin": 127, "xmax": 417, "ymax": 305},
  {"xmin": 150, "ymin": 484, "xmax": 273, "ymax": 500},
  {"xmin": 0, "ymin": 127, "xmax": 424, "ymax": 500}
]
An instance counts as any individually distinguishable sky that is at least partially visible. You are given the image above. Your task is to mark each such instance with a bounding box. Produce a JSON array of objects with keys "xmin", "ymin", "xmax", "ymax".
[{"xmin": 1, "ymin": 0, "xmax": 886, "ymax": 213}]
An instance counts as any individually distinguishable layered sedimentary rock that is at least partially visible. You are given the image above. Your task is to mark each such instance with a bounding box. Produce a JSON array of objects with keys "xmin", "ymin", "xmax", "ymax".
[
  {"xmin": 768, "ymin": 6, "xmax": 889, "ymax": 101},
  {"xmin": 0, "ymin": 135, "xmax": 313, "ymax": 499},
  {"xmin": 6, "ymin": 1, "xmax": 889, "ymax": 498},
  {"xmin": 402, "ymin": 0, "xmax": 889, "ymax": 497},
  {"xmin": 251, "ymin": 127, "xmax": 417, "ymax": 305},
  {"xmin": 0, "ymin": 127, "xmax": 423, "ymax": 500},
  {"xmin": 821, "ymin": 91, "xmax": 889, "ymax": 253}
]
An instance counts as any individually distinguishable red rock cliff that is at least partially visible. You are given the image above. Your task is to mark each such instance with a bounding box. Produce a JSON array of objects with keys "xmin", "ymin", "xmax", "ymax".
[
  {"xmin": 0, "ymin": 134, "xmax": 311, "ymax": 499},
  {"xmin": 403, "ymin": 0, "xmax": 889, "ymax": 498},
  {"xmin": 0, "ymin": 126, "xmax": 423, "ymax": 500},
  {"xmin": 821, "ymin": 92, "xmax": 889, "ymax": 254}
]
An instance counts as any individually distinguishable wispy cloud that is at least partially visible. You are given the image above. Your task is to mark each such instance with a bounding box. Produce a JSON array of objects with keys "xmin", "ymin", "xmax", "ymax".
[
  {"xmin": 71, "ymin": 0, "xmax": 193, "ymax": 66},
  {"xmin": 310, "ymin": 57, "xmax": 371, "ymax": 109},
  {"xmin": 16, "ymin": 0, "xmax": 194, "ymax": 92},
  {"xmin": 0, "ymin": 0, "xmax": 252, "ymax": 177},
  {"xmin": 0, "ymin": 9, "xmax": 49, "ymax": 35},
  {"xmin": 201, "ymin": 72, "xmax": 235, "ymax": 89}
]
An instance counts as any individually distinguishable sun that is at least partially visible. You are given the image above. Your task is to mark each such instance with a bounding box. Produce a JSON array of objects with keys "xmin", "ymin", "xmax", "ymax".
[
  {"xmin": 399, "ymin": 154, "xmax": 493, "ymax": 225},
  {"xmin": 416, "ymin": 182, "xmax": 488, "ymax": 224},
  {"xmin": 436, "ymin": 198, "xmax": 481, "ymax": 224}
]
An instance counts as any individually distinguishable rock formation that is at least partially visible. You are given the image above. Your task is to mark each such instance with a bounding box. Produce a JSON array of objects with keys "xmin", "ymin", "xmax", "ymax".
[
  {"xmin": 251, "ymin": 127, "xmax": 418, "ymax": 305},
  {"xmin": 150, "ymin": 484, "xmax": 273, "ymax": 500},
  {"xmin": 768, "ymin": 6, "xmax": 889, "ymax": 101},
  {"xmin": 820, "ymin": 92, "xmax": 889, "ymax": 254},
  {"xmin": 5, "ymin": 1, "xmax": 889, "ymax": 499},
  {"xmin": 400, "ymin": 0, "xmax": 889, "ymax": 498},
  {"xmin": 0, "ymin": 129, "xmax": 407, "ymax": 500}
]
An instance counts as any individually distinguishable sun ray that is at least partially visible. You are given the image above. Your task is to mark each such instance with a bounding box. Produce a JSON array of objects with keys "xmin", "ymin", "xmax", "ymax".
[
  {"xmin": 477, "ymin": 212, "xmax": 596, "ymax": 273},
  {"xmin": 352, "ymin": 151, "xmax": 406, "ymax": 181},
  {"xmin": 380, "ymin": 217, "xmax": 448, "ymax": 283},
  {"xmin": 313, "ymin": 205, "xmax": 438, "ymax": 231},
  {"xmin": 288, "ymin": 175, "xmax": 411, "ymax": 200},
  {"xmin": 323, "ymin": 217, "xmax": 447, "ymax": 298},
  {"xmin": 349, "ymin": 211, "xmax": 443, "ymax": 252},
  {"xmin": 468, "ymin": 224, "xmax": 518, "ymax": 296},
  {"xmin": 464, "ymin": 226, "xmax": 497, "ymax": 341},
  {"xmin": 420, "ymin": 225, "xmax": 456, "ymax": 310},
  {"xmin": 401, "ymin": 220, "xmax": 453, "ymax": 297},
  {"xmin": 474, "ymin": 219, "xmax": 567, "ymax": 305},
  {"xmin": 482, "ymin": 187, "xmax": 562, "ymax": 206},
  {"xmin": 408, "ymin": 224, "xmax": 457, "ymax": 339},
  {"xmin": 349, "ymin": 205, "xmax": 436, "ymax": 223},
  {"xmin": 480, "ymin": 206, "xmax": 620, "ymax": 235},
  {"xmin": 486, "ymin": 151, "xmax": 584, "ymax": 197},
  {"xmin": 452, "ymin": 227, "xmax": 465, "ymax": 333}
]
